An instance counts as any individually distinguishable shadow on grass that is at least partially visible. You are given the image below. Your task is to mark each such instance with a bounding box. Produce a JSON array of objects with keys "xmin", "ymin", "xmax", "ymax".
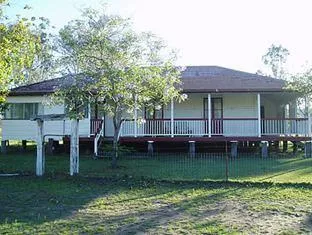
[{"xmin": 1, "ymin": 174, "xmax": 312, "ymax": 234}]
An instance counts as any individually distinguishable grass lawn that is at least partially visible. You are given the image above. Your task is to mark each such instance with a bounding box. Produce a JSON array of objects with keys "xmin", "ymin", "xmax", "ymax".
[
  {"xmin": 1, "ymin": 150, "xmax": 312, "ymax": 233},
  {"xmin": 0, "ymin": 176, "xmax": 312, "ymax": 234}
]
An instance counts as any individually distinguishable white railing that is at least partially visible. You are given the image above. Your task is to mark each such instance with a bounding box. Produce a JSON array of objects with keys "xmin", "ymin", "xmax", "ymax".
[
  {"xmin": 262, "ymin": 118, "xmax": 309, "ymax": 136},
  {"xmin": 119, "ymin": 118, "xmax": 310, "ymax": 138},
  {"xmin": 223, "ymin": 119, "xmax": 258, "ymax": 136},
  {"xmin": 173, "ymin": 119, "xmax": 206, "ymax": 136}
]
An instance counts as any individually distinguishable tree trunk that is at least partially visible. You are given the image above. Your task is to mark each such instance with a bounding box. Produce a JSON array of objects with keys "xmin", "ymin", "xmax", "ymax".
[
  {"xmin": 70, "ymin": 119, "xmax": 79, "ymax": 176},
  {"xmin": 112, "ymin": 126, "xmax": 120, "ymax": 169}
]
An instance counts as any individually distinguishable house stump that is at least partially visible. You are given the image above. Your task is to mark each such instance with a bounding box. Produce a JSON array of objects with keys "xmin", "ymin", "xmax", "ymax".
[
  {"xmin": 261, "ymin": 141, "xmax": 268, "ymax": 158},
  {"xmin": 230, "ymin": 141, "xmax": 238, "ymax": 158},
  {"xmin": 1, "ymin": 140, "xmax": 7, "ymax": 154},
  {"xmin": 22, "ymin": 140, "xmax": 27, "ymax": 152},
  {"xmin": 292, "ymin": 141, "xmax": 298, "ymax": 155},
  {"xmin": 189, "ymin": 141, "xmax": 195, "ymax": 157},
  {"xmin": 47, "ymin": 138, "xmax": 54, "ymax": 155},
  {"xmin": 147, "ymin": 141, "xmax": 154, "ymax": 156},
  {"xmin": 282, "ymin": 141, "xmax": 288, "ymax": 152},
  {"xmin": 305, "ymin": 141, "xmax": 312, "ymax": 158}
]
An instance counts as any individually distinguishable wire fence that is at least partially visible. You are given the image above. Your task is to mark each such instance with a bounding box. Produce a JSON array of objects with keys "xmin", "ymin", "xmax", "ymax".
[{"xmin": 1, "ymin": 142, "xmax": 312, "ymax": 184}]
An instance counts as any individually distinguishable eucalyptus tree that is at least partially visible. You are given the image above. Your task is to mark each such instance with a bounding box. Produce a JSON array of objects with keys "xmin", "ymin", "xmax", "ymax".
[
  {"xmin": 0, "ymin": 0, "xmax": 41, "ymax": 111},
  {"xmin": 56, "ymin": 8, "xmax": 184, "ymax": 168},
  {"xmin": 262, "ymin": 44, "xmax": 289, "ymax": 79}
]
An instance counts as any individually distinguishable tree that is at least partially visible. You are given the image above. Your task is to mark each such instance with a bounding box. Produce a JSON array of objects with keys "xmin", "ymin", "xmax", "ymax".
[
  {"xmin": 55, "ymin": 8, "xmax": 184, "ymax": 168},
  {"xmin": 262, "ymin": 44, "xmax": 289, "ymax": 79},
  {"xmin": 0, "ymin": 0, "xmax": 41, "ymax": 111},
  {"xmin": 287, "ymin": 68, "xmax": 312, "ymax": 117}
]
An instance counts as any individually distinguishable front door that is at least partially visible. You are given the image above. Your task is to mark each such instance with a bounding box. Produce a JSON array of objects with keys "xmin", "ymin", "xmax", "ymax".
[{"xmin": 204, "ymin": 98, "xmax": 223, "ymax": 134}]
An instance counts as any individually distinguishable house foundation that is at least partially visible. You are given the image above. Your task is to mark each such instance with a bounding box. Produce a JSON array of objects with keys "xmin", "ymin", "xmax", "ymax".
[
  {"xmin": 189, "ymin": 141, "xmax": 195, "ymax": 157},
  {"xmin": 261, "ymin": 141, "xmax": 268, "ymax": 158},
  {"xmin": 230, "ymin": 141, "xmax": 238, "ymax": 157},
  {"xmin": 147, "ymin": 141, "xmax": 154, "ymax": 156},
  {"xmin": 22, "ymin": 140, "xmax": 27, "ymax": 151},
  {"xmin": 1, "ymin": 140, "xmax": 7, "ymax": 154},
  {"xmin": 305, "ymin": 141, "xmax": 312, "ymax": 158}
]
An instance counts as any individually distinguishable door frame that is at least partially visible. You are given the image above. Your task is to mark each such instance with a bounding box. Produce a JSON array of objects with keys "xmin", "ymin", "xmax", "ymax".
[{"xmin": 203, "ymin": 97, "xmax": 224, "ymax": 135}]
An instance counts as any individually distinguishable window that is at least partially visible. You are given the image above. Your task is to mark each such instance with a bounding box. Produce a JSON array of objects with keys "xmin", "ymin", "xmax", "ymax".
[{"xmin": 4, "ymin": 103, "xmax": 41, "ymax": 120}]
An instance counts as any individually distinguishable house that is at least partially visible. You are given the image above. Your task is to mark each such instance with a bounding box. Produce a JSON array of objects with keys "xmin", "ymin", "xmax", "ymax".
[{"xmin": 1, "ymin": 66, "xmax": 310, "ymax": 154}]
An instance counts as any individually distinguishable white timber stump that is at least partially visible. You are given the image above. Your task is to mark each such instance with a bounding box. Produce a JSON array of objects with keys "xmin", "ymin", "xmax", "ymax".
[
  {"xmin": 70, "ymin": 119, "xmax": 79, "ymax": 176},
  {"xmin": 36, "ymin": 120, "xmax": 45, "ymax": 176}
]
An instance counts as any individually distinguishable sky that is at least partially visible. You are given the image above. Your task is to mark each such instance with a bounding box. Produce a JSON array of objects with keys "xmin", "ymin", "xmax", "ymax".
[{"xmin": 4, "ymin": 0, "xmax": 312, "ymax": 74}]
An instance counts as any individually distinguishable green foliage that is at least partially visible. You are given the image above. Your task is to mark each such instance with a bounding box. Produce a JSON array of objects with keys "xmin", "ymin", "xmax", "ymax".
[
  {"xmin": 0, "ymin": 0, "xmax": 42, "ymax": 111},
  {"xmin": 262, "ymin": 44, "xmax": 289, "ymax": 79},
  {"xmin": 54, "ymin": 8, "xmax": 184, "ymax": 137},
  {"xmin": 288, "ymin": 68, "xmax": 312, "ymax": 94}
]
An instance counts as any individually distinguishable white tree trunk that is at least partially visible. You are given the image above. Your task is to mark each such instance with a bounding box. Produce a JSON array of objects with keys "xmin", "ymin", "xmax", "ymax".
[
  {"xmin": 36, "ymin": 120, "xmax": 45, "ymax": 176},
  {"xmin": 70, "ymin": 119, "xmax": 79, "ymax": 176}
]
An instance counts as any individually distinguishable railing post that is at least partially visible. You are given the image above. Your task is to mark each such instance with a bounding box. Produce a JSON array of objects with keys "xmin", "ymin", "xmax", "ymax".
[
  {"xmin": 171, "ymin": 98, "xmax": 174, "ymax": 137},
  {"xmin": 257, "ymin": 93, "xmax": 261, "ymax": 137},
  {"xmin": 208, "ymin": 93, "xmax": 211, "ymax": 137},
  {"xmin": 134, "ymin": 95, "xmax": 138, "ymax": 138}
]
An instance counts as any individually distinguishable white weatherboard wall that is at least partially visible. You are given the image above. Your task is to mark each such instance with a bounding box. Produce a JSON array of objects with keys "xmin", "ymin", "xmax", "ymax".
[{"xmin": 2, "ymin": 96, "xmax": 90, "ymax": 141}]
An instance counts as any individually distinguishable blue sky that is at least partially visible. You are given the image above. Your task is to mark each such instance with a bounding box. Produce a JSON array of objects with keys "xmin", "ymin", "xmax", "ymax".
[{"xmin": 5, "ymin": 0, "xmax": 312, "ymax": 74}]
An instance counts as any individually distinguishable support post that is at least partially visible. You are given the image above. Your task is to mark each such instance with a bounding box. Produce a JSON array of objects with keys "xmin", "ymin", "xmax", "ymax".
[
  {"xmin": 208, "ymin": 93, "xmax": 212, "ymax": 137},
  {"xmin": 171, "ymin": 98, "xmax": 174, "ymax": 138},
  {"xmin": 292, "ymin": 141, "xmax": 298, "ymax": 155},
  {"xmin": 147, "ymin": 141, "xmax": 154, "ymax": 157},
  {"xmin": 70, "ymin": 119, "xmax": 79, "ymax": 176},
  {"xmin": 257, "ymin": 93, "xmax": 261, "ymax": 137},
  {"xmin": 47, "ymin": 138, "xmax": 54, "ymax": 155},
  {"xmin": 134, "ymin": 95, "xmax": 138, "ymax": 138},
  {"xmin": 308, "ymin": 114, "xmax": 312, "ymax": 137},
  {"xmin": 189, "ymin": 141, "xmax": 195, "ymax": 158},
  {"xmin": 1, "ymin": 140, "xmax": 7, "ymax": 154},
  {"xmin": 261, "ymin": 141, "xmax": 268, "ymax": 158},
  {"xmin": 36, "ymin": 120, "xmax": 45, "ymax": 176},
  {"xmin": 22, "ymin": 140, "xmax": 27, "ymax": 152},
  {"xmin": 305, "ymin": 141, "xmax": 312, "ymax": 158},
  {"xmin": 230, "ymin": 141, "xmax": 238, "ymax": 158},
  {"xmin": 283, "ymin": 141, "xmax": 288, "ymax": 152}
]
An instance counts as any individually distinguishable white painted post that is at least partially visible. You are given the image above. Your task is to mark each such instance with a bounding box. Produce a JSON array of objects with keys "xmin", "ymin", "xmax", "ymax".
[
  {"xmin": 70, "ymin": 119, "xmax": 79, "ymax": 176},
  {"xmin": 88, "ymin": 103, "xmax": 91, "ymax": 137},
  {"xmin": 134, "ymin": 95, "xmax": 138, "ymax": 138},
  {"xmin": 208, "ymin": 93, "xmax": 212, "ymax": 137},
  {"xmin": 171, "ymin": 98, "xmax": 174, "ymax": 137},
  {"xmin": 257, "ymin": 93, "xmax": 261, "ymax": 137},
  {"xmin": 101, "ymin": 116, "xmax": 105, "ymax": 137},
  {"xmin": 36, "ymin": 120, "xmax": 45, "ymax": 176}
]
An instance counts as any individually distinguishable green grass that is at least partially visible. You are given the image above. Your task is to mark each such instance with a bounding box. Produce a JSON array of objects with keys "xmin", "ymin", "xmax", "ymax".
[
  {"xmin": 1, "ymin": 149, "xmax": 312, "ymax": 233},
  {"xmin": 0, "ymin": 176, "xmax": 312, "ymax": 234},
  {"xmin": 1, "ymin": 150, "xmax": 312, "ymax": 183}
]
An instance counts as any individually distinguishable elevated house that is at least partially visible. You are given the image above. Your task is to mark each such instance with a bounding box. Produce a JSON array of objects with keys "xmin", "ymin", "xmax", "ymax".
[{"xmin": 1, "ymin": 66, "xmax": 311, "ymax": 154}]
